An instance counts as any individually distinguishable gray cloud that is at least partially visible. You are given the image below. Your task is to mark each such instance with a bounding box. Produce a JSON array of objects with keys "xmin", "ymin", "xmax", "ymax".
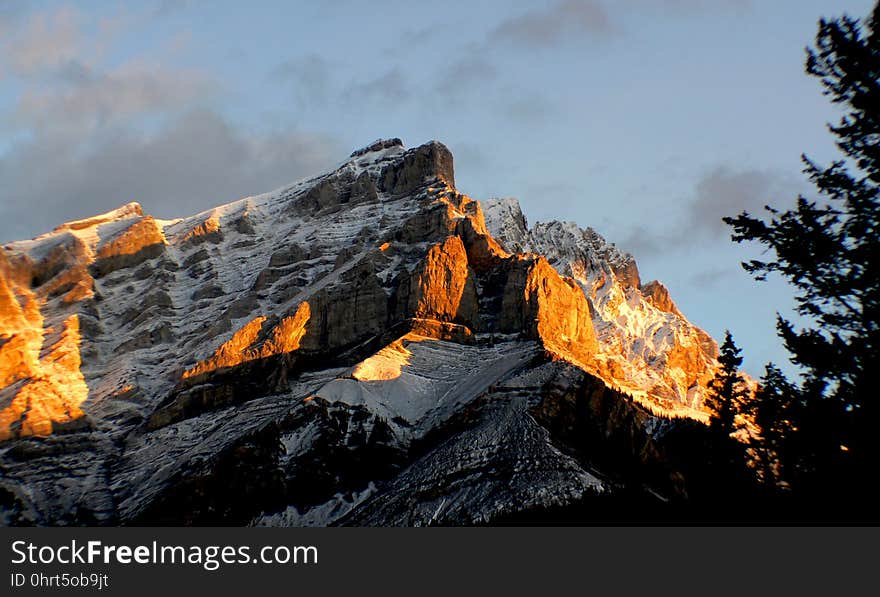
[
  {"xmin": 271, "ymin": 54, "xmax": 334, "ymax": 110},
  {"xmin": 501, "ymin": 93, "xmax": 555, "ymax": 124},
  {"xmin": 0, "ymin": 6, "xmax": 341, "ymax": 242},
  {"xmin": 0, "ymin": 7, "xmax": 84, "ymax": 77},
  {"xmin": 0, "ymin": 6, "xmax": 213, "ymax": 137},
  {"xmin": 490, "ymin": 0, "xmax": 615, "ymax": 47},
  {"xmin": 449, "ymin": 142, "xmax": 491, "ymax": 172},
  {"xmin": 619, "ymin": 166, "xmax": 802, "ymax": 256},
  {"xmin": 690, "ymin": 167, "xmax": 786, "ymax": 234},
  {"xmin": 387, "ymin": 23, "xmax": 450, "ymax": 55},
  {"xmin": 622, "ymin": 0, "xmax": 751, "ymax": 14},
  {"xmin": 488, "ymin": 0, "xmax": 749, "ymax": 51},
  {"xmin": 442, "ymin": 54, "xmax": 497, "ymax": 88},
  {"xmin": 12, "ymin": 64, "xmax": 214, "ymax": 134},
  {"xmin": 0, "ymin": 109, "xmax": 342, "ymax": 242},
  {"xmin": 618, "ymin": 224, "xmax": 669, "ymax": 257},
  {"xmin": 342, "ymin": 68, "xmax": 410, "ymax": 104},
  {"xmin": 689, "ymin": 265, "xmax": 739, "ymax": 289}
]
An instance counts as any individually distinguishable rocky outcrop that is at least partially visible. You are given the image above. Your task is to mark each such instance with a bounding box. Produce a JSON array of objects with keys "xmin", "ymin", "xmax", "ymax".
[
  {"xmin": 379, "ymin": 141, "xmax": 455, "ymax": 196},
  {"xmin": 0, "ymin": 315, "xmax": 89, "ymax": 440},
  {"xmin": 397, "ymin": 235, "xmax": 479, "ymax": 328},
  {"xmin": 181, "ymin": 214, "xmax": 222, "ymax": 246},
  {"xmin": 500, "ymin": 256, "xmax": 599, "ymax": 365},
  {"xmin": 0, "ymin": 258, "xmax": 41, "ymax": 389},
  {"xmin": 641, "ymin": 280, "xmax": 683, "ymax": 318},
  {"xmin": 183, "ymin": 302, "xmax": 311, "ymax": 379},
  {"xmin": 91, "ymin": 215, "xmax": 166, "ymax": 277}
]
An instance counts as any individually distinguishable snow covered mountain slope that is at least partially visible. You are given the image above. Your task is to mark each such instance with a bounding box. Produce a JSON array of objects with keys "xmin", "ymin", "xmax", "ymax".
[
  {"xmin": 483, "ymin": 198, "xmax": 720, "ymax": 419},
  {"xmin": 0, "ymin": 139, "xmax": 724, "ymax": 525}
]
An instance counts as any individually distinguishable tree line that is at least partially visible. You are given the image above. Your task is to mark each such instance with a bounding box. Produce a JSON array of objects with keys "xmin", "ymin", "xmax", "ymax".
[{"xmin": 700, "ymin": 1, "xmax": 879, "ymax": 522}]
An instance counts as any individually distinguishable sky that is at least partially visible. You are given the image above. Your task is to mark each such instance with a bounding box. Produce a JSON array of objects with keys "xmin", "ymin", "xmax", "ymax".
[{"xmin": 0, "ymin": 0, "xmax": 875, "ymax": 377}]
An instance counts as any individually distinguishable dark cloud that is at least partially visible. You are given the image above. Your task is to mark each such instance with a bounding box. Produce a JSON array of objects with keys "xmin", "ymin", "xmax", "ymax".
[
  {"xmin": 490, "ymin": 0, "xmax": 615, "ymax": 48},
  {"xmin": 0, "ymin": 109, "xmax": 342, "ymax": 242},
  {"xmin": 619, "ymin": 166, "xmax": 802, "ymax": 257}
]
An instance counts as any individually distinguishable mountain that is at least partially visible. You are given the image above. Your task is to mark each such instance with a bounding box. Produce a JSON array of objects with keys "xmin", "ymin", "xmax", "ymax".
[{"xmin": 0, "ymin": 138, "xmax": 726, "ymax": 525}]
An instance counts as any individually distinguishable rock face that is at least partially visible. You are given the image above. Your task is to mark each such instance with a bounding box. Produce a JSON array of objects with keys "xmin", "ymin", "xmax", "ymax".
[{"xmin": 0, "ymin": 139, "xmax": 727, "ymax": 526}]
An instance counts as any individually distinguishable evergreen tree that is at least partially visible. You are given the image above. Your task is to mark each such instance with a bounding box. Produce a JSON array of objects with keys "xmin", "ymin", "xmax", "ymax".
[
  {"xmin": 724, "ymin": 2, "xmax": 879, "ymax": 507},
  {"xmin": 701, "ymin": 330, "xmax": 755, "ymax": 501},
  {"xmin": 753, "ymin": 364, "xmax": 798, "ymax": 488},
  {"xmin": 706, "ymin": 331, "xmax": 750, "ymax": 439}
]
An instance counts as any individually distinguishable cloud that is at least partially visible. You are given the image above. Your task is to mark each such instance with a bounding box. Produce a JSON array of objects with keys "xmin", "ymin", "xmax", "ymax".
[
  {"xmin": 618, "ymin": 224, "xmax": 670, "ymax": 257},
  {"xmin": 441, "ymin": 54, "xmax": 498, "ymax": 89},
  {"xmin": 689, "ymin": 266, "xmax": 739, "ymax": 289},
  {"xmin": 0, "ymin": 7, "xmax": 84, "ymax": 76},
  {"xmin": 486, "ymin": 0, "xmax": 750, "ymax": 52},
  {"xmin": 342, "ymin": 68, "xmax": 410, "ymax": 104},
  {"xmin": 386, "ymin": 23, "xmax": 451, "ymax": 55},
  {"xmin": 0, "ymin": 6, "xmax": 342, "ymax": 242},
  {"xmin": 622, "ymin": 0, "xmax": 751, "ymax": 15},
  {"xmin": 13, "ymin": 64, "xmax": 214, "ymax": 133},
  {"xmin": 501, "ymin": 93, "xmax": 555, "ymax": 124},
  {"xmin": 619, "ymin": 166, "xmax": 802, "ymax": 256},
  {"xmin": 0, "ymin": 6, "xmax": 213, "ymax": 137},
  {"xmin": 490, "ymin": 0, "xmax": 615, "ymax": 48},
  {"xmin": 690, "ymin": 167, "xmax": 787, "ymax": 233},
  {"xmin": 0, "ymin": 109, "xmax": 342, "ymax": 242},
  {"xmin": 272, "ymin": 54, "xmax": 333, "ymax": 109}
]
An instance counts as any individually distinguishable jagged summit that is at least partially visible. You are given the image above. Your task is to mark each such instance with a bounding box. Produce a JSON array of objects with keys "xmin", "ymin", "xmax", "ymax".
[
  {"xmin": 349, "ymin": 137, "xmax": 404, "ymax": 158},
  {"xmin": 1, "ymin": 139, "xmax": 727, "ymax": 526},
  {"xmin": 484, "ymin": 198, "xmax": 638, "ymax": 285},
  {"xmin": 483, "ymin": 197, "xmax": 717, "ymax": 412}
]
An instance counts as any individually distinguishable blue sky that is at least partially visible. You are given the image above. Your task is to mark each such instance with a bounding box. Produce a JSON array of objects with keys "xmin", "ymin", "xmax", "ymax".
[{"xmin": 0, "ymin": 0, "xmax": 875, "ymax": 377}]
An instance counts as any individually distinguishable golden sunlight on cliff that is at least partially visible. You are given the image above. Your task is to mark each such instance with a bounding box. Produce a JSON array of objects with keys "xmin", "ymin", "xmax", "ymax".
[
  {"xmin": 96, "ymin": 216, "xmax": 166, "ymax": 260},
  {"xmin": 181, "ymin": 214, "xmax": 221, "ymax": 244},
  {"xmin": 527, "ymin": 258, "xmax": 599, "ymax": 367},
  {"xmin": 0, "ymin": 272, "xmax": 42, "ymax": 389},
  {"xmin": 183, "ymin": 302, "xmax": 311, "ymax": 379},
  {"xmin": 0, "ymin": 315, "xmax": 89, "ymax": 440},
  {"xmin": 410, "ymin": 235, "xmax": 477, "ymax": 324}
]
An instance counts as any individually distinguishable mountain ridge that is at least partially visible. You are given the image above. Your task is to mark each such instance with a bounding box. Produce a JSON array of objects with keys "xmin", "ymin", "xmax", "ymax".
[{"xmin": 0, "ymin": 138, "xmax": 729, "ymax": 525}]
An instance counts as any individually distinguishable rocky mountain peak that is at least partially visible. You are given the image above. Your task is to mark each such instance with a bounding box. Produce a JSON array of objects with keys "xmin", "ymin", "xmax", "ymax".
[
  {"xmin": 349, "ymin": 137, "xmax": 404, "ymax": 158},
  {"xmin": 0, "ymin": 139, "xmax": 729, "ymax": 526}
]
